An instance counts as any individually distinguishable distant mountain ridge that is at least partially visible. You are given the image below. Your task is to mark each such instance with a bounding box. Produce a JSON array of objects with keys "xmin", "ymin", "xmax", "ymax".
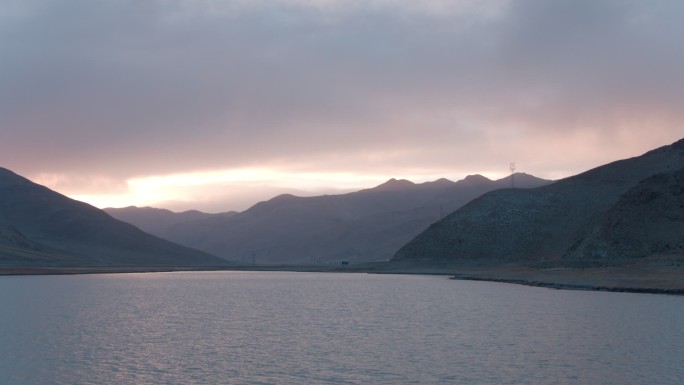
[
  {"xmin": 104, "ymin": 206, "xmax": 237, "ymax": 238},
  {"xmin": 393, "ymin": 138, "xmax": 684, "ymax": 266},
  {"xmin": 108, "ymin": 173, "xmax": 551, "ymax": 264},
  {"xmin": 0, "ymin": 168, "xmax": 228, "ymax": 267}
]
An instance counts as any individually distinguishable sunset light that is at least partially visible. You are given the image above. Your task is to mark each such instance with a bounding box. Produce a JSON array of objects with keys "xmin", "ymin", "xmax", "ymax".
[
  {"xmin": 2, "ymin": 1, "xmax": 684, "ymax": 383},
  {"xmin": 64, "ymin": 167, "xmax": 508, "ymax": 212}
]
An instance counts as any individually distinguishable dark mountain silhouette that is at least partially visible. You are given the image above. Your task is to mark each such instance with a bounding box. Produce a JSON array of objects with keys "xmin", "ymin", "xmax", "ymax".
[
  {"xmin": 0, "ymin": 168, "xmax": 228, "ymax": 267},
  {"xmin": 393, "ymin": 138, "xmax": 684, "ymax": 266},
  {"xmin": 104, "ymin": 206, "xmax": 237, "ymax": 237},
  {"xmin": 112, "ymin": 173, "xmax": 549, "ymax": 265}
]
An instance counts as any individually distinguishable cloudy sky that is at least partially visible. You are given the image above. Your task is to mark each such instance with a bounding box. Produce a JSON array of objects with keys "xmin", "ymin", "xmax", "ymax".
[{"xmin": 1, "ymin": 0, "xmax": 682, "ymax": 212}]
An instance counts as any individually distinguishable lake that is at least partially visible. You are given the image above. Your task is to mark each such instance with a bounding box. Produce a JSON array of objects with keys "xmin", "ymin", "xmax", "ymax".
[{"xmin": 1, "ymin": 271, "xmax": 682, "ymax": 384}]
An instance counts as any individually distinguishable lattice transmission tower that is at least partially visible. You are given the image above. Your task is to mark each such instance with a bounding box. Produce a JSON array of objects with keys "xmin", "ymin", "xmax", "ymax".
[{"xmin": 510, "ymin": 162, "xmax": 516, "ymax": 188}]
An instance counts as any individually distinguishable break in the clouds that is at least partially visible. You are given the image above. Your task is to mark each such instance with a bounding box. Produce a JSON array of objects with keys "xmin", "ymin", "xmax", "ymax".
[{"xmin": 1, "ymin": 0, "xmax": 683, "ymax": 211}]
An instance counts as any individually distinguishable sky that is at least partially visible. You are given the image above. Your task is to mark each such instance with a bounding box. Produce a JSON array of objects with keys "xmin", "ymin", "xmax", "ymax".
[{"xmin": 1, "ymin": 0, "xmax": 683, "ymax": 212}]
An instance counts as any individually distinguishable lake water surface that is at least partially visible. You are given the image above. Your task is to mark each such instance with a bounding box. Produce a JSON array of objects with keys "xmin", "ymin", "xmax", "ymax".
[{"xmin": 1, "ymin": 271, "xmax": 682, "ymax": 384}]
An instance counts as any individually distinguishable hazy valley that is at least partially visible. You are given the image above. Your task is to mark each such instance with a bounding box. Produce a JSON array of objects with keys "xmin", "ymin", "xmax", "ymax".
[
  {"xmin": 106, "ymin": 173, "xmax": 550, "ymax": 265},
  {"xmin": 2, "ymin": 138, "xmax": 684, "ymax": 293},
  {"xmin": 0, "ymin": 168, "xmax": 227, "ymax": 267}
]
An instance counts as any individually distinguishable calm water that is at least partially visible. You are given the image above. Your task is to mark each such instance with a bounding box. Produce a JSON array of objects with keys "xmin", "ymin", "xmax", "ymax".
[{"xmin": 0, "ymin": 272, "xmax": 683, "ymax": 384}]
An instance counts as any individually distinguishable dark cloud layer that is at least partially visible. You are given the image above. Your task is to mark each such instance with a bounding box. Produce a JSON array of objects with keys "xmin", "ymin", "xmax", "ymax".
[{"xmin": 1, "ymin": 0, "xmax": 683, "ymax": 205}]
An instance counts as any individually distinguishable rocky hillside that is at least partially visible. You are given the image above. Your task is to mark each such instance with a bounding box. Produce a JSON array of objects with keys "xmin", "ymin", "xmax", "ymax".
[
  {"xmin": 564, "ymin": 166, "xmax": 684, "ymax": 261},
  {"xmin": 0, "ymin": 168, "xmax": 228, "ymax": 267},
  {"xmin": 129, "ymin": 173, "xmax": 550, "ymax": 265},
  {"xmin": 393, "ymin": 138, "xmax": 684, "ymax": 266}
]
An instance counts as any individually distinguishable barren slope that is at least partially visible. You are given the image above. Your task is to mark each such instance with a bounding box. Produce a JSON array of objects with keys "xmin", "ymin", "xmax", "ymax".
[
  {"xmin": 0, "ymin": 168, "xmax": 228, "ymax": 267},
  {"xmin": 394, "ymin": 138, "xmax": 684, "ymax": 265}
]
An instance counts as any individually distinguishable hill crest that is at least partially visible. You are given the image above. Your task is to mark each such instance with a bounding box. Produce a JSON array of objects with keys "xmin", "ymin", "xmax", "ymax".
[{"xmin": 393, "ymin": 137, "xmax": 684, "ymax": 266}]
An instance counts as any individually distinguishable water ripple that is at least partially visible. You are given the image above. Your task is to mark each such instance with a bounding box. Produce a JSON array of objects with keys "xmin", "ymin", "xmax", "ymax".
[{"xmin": 1, "ymin": 272, "xmax": 683, "ymax": 384}]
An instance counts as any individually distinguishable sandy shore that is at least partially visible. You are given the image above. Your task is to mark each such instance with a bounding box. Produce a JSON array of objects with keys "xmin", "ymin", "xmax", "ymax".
[
  {"xmin": 2, "ymin": 262, "xmax": 683, "ymax": 295},
  {"xmin": 447, "ymin": 266, "xmax": 684, "ymax": 294},
  {"xmin": 370, "ymin": 261, "xmax": 684, "ymax": 294}
]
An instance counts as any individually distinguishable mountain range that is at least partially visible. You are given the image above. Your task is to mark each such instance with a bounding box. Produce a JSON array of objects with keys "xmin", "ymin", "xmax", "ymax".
[
  {"xmin": 3, "ymin": 136, "xmax": 683, "ymax": 290},
  {"xmin": 107, "ymin": 173, "xmax": 550, "ymax": 264},
  {"xmin": 104, "ymin": 206, "xmax": 238, "ymax": 238},
  {"xmin": 394, "ymin": 138, "xmax": 684, "ymax": 267},
  {"xmin": 0, "ymin": 168, "xmax": 227, "ymax": 267}
]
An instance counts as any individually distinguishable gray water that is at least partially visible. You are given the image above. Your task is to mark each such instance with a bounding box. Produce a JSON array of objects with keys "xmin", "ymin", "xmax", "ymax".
[{"xmin": 0, "ymin": 272, "xmax": 682, "ymax": 384}]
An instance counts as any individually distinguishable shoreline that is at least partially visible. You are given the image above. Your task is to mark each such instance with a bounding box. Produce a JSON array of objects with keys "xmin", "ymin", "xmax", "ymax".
[
  {"xmin": 449, "ymin": 275, "xmax": 684, "ymax": 295},
  {"xmin": 2, "ymin": 262, "xmax": 683, "ymax": 295}
]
